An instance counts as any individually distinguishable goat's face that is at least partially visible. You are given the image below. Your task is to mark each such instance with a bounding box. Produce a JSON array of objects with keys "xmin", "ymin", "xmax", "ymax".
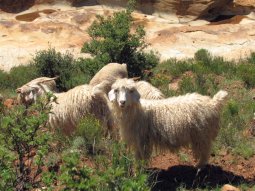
[
  {"xmin": 108, "ymin": 79, "xmax": 140, "ymax": 108},
  {"xmin": 16, "ymin": 85, "xmax": 40, "ymax": 105}
]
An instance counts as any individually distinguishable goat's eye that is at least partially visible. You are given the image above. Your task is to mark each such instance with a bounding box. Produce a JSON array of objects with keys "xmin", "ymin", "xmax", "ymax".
[
  {"xmin": 129, "ymin": 89, "xmax": 134, "ymax": 93},
  {"xmin": 114, "ymin": 89, "xmax": 118, "ymax": 93}
]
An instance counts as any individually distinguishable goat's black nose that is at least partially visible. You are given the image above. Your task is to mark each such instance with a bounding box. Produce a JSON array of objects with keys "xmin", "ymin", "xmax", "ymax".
[{"xmin": 120, "ymin": 100, "xmax": 126, "ymax": 104}]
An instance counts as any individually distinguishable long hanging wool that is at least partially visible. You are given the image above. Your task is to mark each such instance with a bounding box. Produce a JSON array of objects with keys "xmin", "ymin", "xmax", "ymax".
[
  {"xmin": 49, "ymin": 84, "xmax": 113, "ymax": 135},
  {"xmin": 109, "ymin": 78, "xmax": 227, "ymax": 167}
]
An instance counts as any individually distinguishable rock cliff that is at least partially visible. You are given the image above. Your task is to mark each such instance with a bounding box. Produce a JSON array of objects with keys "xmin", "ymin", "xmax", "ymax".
[{"xmin": 0, "ymin": 0, "xmax": 254, "ymax": 71}]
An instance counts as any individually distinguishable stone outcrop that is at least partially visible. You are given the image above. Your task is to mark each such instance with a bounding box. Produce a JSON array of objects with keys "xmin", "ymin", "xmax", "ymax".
[
  {"xmin": 0, "ymin": 1, "xmax": 255, "ymax": 71},
  {"xmin": 1, "ymin": 0, "xmax": 255, "ymax": 20}
]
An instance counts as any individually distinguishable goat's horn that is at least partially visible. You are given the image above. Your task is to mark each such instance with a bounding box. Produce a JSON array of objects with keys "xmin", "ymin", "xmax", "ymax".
[
  {"xmin": 16, "ymin": 88, "xmax": 22, "ymax": 93},
  {"xmin": 131, "ymin": 77, "xmax": 141, "ymax": 81},
  {"xmin": 37, "ymin": 76, "xmax": 59, "ymax": 84}
]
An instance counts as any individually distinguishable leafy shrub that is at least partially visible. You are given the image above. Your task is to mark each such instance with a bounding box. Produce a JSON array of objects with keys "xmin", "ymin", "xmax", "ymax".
[
  {"xmin": 0, "ymin": 95, "xmax": 53, "ymax": 190},
  {"xmin": 226, "ymin": 99, "xmax": 239, "ymax": 116},
  {"xmin": 194, "ymin": 49, "xmax": 212, "ymax": 66},
  {"xmin": 76, "ymin": 115, "xmax": 104, "ymax": 155},
  {"xmin": 236, "ymin": 63, "xmax": 255, "ymax": 88},
  {"xmin": 81, "ymin": 1, "xmax": 158, "ymax": 77},
  {"xmin": 40, "ymin": 114, "xmax": 151, "ymax": 190},
  {"xmin": 247, "ymin": 52, "xmax": 255, "ymax": 65},
  {"xmin": 74, "ymin": 57, "xmax": 104, "ymax": 83},
  {"xmin": 150, "ymin": 74, "xmax": 169, "ymax": 88},
  {"xmin": 0, "ymin": 64, "xmax": 38, "ymax": 97},
  {"xmin": 32, "ymin": 48, "xmax": 75, "ymax": 91},
  {"xmin": 0, "ymin": 70, "xmax": 9, "ymax": 90},
  {"xmin": 153, "ymin": 59, "xmax": 190, "ymax": 79},
  {"xmin": 32, "ymin": 48, "xmax": 94, "ymax": 91},
  {"xmin": 179, "ymin": 76, "xmax": 196, "ymax": 93},
  {"xmin": 57, "ymin": 142, "xmax": 150, "ymax": 191},
  {"xmin": 8, "ymin": 64, "xmax": 38, "ymax": 89},
  {"xmin": 194, "ymin": 49, "xmax": 236, "ymax": 76}
]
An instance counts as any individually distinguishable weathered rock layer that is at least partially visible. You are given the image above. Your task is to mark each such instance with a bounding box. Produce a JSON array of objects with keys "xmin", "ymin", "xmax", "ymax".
[{"xmin": 0, "ymin": 1, "xmax": 255, "ymax": 71}]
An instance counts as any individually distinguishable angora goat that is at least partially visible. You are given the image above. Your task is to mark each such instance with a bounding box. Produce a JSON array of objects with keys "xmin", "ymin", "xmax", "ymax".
[
  {"xmin": 135, "ymin": 81, "xmax": 165, "ymax": 99},
  {"xmin": 89, "ymin": 62, "xmax": 164, "ymax": 99},
  {"xmin": 16, "ymin": 76, "xmax": 58, "ymax": 106},
  {"xmin": 49, "ymin": 83, "xmax": 113, "ymax": 135},
  {"xmin": 108, "ymin": 78, "xmax": 228, "ymax": 167},
  {"xmin": 89, "ymin": 63, "xmax": 128, "ymax": 93}
]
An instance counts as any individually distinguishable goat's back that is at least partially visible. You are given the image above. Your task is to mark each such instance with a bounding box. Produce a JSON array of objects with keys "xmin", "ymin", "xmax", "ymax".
[
  {"xmin": 49, "ymin": 85, "xmax": 111, "ymax": 135},
  {"xmin": 89, "ymin": 63, "xmax": 128, "ymax": 90},
  {"xmin": 135, "ymin": 81, "xmax": 165, "ymax": 99},
  {"xmin": 139, "ymin": 92, "xmax": 223, "ymax": 145}
]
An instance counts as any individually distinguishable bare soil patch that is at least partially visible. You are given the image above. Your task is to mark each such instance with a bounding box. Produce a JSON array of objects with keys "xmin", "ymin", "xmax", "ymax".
[{"xmin": 149, "ymin": 150, "xmax": 255, "ymax": 190}]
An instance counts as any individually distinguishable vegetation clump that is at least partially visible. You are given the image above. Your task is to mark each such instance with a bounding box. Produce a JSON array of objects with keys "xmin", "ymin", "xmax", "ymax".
[
  {"xmin": 81, "ymin": 0, "xmax": 159, "ymax": 77},
  {"xmin": 0, "ymin": 1, "xmax": 255, "ymax": 189},
  {"xmin": 0, "ymin": 95, "xmax": 52, "ymax": 190}
]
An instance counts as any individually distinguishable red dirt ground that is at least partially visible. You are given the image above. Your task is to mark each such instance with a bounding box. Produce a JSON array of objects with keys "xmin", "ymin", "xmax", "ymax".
[{"xmin": 149, "ymin": 149, "xmax": 255, "ymax": 190}]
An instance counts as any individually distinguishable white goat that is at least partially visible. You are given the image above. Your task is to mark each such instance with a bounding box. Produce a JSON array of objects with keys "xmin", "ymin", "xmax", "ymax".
[
  {"xmin": 89, "ymin": 63, "xmax": 128, "ymax": 93},
  {"xmin": 89, "ymin": 62, "xmax": 164, "ymax": 99},
  {"xmin": 135, "ymin": 81, "xmax": 165, "ymax": 99},
  {"xmin": 48, "ymin": 83, "xmax": 113, "ymax": 136},
  {"xmin": 16, "ymin": 76, "xmax": 58, "ymax": 106},
  {"xmin": 108, "ymin": 78, "xmax": 228, "ymax": 167}
]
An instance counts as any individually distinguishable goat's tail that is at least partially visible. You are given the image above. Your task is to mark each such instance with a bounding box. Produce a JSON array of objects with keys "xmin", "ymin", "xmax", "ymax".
[{"xmin": 212, "ymin": 90, "xmax": 228, "ymax": 108}]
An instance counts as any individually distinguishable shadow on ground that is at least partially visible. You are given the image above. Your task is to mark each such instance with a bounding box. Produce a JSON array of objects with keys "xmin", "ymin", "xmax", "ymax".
[{"xmin": 148, "ymin": 164, "xmax": 255, "ymax": 191}]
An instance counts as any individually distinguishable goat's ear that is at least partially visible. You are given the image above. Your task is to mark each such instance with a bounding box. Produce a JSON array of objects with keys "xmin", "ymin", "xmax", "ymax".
[
  {"xmin": 16, "ymin": 88, "xmax": 22, "ymax": 93},
  {"xmin": 108, "ymin": 89, "xmax": 116, "ymax": 102}
]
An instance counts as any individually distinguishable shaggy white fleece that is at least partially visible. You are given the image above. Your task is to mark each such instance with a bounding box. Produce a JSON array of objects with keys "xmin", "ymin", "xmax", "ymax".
[{"xmin": 109, "ymin": 78, "xmax": 228, "ymax": 167}]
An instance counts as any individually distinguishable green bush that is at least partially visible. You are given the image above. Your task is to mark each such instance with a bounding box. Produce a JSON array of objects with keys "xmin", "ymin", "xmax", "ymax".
[
  {"xmin": 0, "ymin": 64, "xmax": 38, "ymax": 96},
  {"xmin": 194, "ymin": 49, "xmax": 236, "ymax": 76},
  {"xmin": 39, "ymin": 114, "xmax": 151, "ymax": 190},
  {"xmin": 179, "ymin": 74, "xmax": 218, "ymax": 95},
  {"xmin": 57, "ymin": 142, "xmax": 150, "ymax": 191},
  {"xmin": 194, "ymin": 49, "xmax": 212, "ymax": 66},
  {"xmin": 81, "ymin": 1, "xmax": 158, "ymax": 77},
  {"xmin": 74, "ymin": 57, "xmax": 104, "ymax": 82},
  {"xmin": 8, "ymin": 64, "xmax": 39, "ymax": 89},
  {"xmin": 76, "ymin": 115, "xmax": 104, "ymax": 155},
  {"xmin": 32, "ymin": 48, "xmax": 94, "ymax": 91},
  {"xmin": 179, "ymin": 76, "xmax": 196, "ymax": 93},
  {"xmin": 226, "ymin": 99, "xmax": 239, "ymax": 116},
  {"xmin": 247, "ymin": 52, "xmax": 255, "ymax": 65},
  {"xmin": 236, "ymin": 63, "xmax": 255, "ymax": 88},
  {"xmin": 0, "ymin": 64, "xmax": 40, "ymax": 98},
  {"xmin": 32, "ymin": 48, "xmax": 75, "ymax": 91},
  {"xmin": 0, "ymin": 70, "xmax": 9, "ymax": 90},
  {"xmin": 153, "ymin": 59, "xmax": 190, "ymax": 79},
  {"xmin": 0, "ymin": 96, "xmax": 53, "ymax": 190}
]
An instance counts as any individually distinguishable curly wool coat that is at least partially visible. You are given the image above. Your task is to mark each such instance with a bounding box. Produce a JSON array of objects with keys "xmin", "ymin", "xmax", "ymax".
[{"xmin": 109, "ymin": 78, "xmax": 228, "ymax": 167}]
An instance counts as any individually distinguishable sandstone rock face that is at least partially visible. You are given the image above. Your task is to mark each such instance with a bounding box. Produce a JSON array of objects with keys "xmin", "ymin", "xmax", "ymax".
[
  {"xmin": 0, "ymin": 1, "xmax": 255, "ymax": 71},
  {"xmin": 1, "ymin": 0, "xmax": 254, "ymax": 20}
]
